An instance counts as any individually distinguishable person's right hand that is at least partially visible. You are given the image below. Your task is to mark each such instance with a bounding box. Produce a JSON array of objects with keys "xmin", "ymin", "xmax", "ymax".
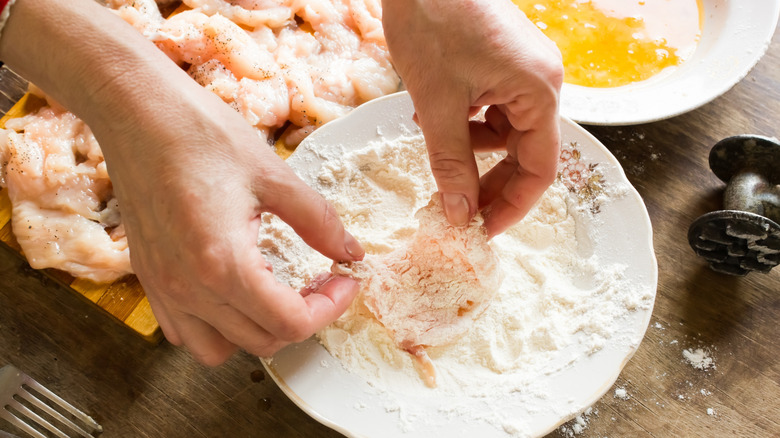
[
  {"xmin": 103, "ymin": 79, "xmax": 364, "ymax": 365},
  {"xmin": 1, "ymin": 0, "xmax": 364, "ymax": 365}
]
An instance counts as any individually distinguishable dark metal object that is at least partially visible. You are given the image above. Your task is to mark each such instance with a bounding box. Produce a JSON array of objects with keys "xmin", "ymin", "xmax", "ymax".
[
  {"xmin": 0, "ymin": 65, "xmax": 27, "ymax": 115},
  {"xmin": 688, "ymin": 135, "xmax": 780, "ymax": 276}
]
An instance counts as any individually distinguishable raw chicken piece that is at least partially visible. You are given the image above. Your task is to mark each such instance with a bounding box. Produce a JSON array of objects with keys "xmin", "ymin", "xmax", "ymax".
[
  {"xmin": 274, "ymin": 2, "xmax": 399, "ymax": 146},
  {"xmin": 153, "ymin": 10, "xmax": 280, "ymax": 81},
  {"xmin": 152, "ymin": 10, "xmax": 290, "ymax": 138},
  {"xmin": 187, "ymin": 59, "xmax": 290, "ymax": 139},
  {"xmin": 333, "ymin": 194, "xmax": 503, "ymax": 386},
  {"xmin": 182, "ymin": 0, "xmax": 295, "ymax": 29},
  {"xmin": 0, "ymin": 103, "xmax": 132, "ymax": 283},
  {"xmin": 348, "ymin": 0, "xmax": 384, "ymax": 43},
  {"xmin": 121, "ymin": 1, "xmax": 398, "ymax": 147},
  {"xmin": 106, "ymin": 0, "xmax": 165, "ymax": 36},
  {"xmin": 112, "ymin": 0, "xmax": 397, "ymax": 147}
]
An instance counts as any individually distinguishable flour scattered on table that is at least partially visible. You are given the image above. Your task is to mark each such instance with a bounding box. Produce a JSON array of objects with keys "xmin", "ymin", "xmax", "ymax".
[
  {"xmin": 683, "ymin": 348, "xmax": 715, "ymax": 370},
  {"xmin": 260, "ymin": 131, "xmax": 654, "ymax": 437},
  {"xmin": 558, "ymin": 407, "xmax": 597, "ymax": 437},
  {"xmin": 614, "ymin": 387, "xmax": 630, "ymax": 400}
]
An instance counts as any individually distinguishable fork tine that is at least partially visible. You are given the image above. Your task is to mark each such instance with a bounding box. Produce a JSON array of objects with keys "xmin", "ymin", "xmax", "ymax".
[
  {"xmin": 0, "ymin": 366, "xmax": 102, "ymax": 438},
  {"xmin": 5, "ymin": 398, "xmax": 69, "ymax": 438},
  {"xmin": 0, "ymin": 406, "xmax": 47, "ymax": 438},
  {"xmin": 20, "ymin": 378, "xmax": 102, "ymax": 435},
  {"xmin": 16, "ymin": 385, "xmax": 98, "ymax": 438}
]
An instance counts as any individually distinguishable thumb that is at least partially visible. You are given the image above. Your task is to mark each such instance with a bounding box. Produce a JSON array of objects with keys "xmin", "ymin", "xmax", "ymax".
[
  {"xmin": 412, "ymin": 92, "xmax": 480, "ymax": 227},
  {"xmin": 256, "ymin": 161, "xmax": 364, "ymax": 262}
]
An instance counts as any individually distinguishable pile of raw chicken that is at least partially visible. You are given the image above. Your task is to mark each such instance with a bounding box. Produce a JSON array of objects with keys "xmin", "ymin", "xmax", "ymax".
[{"xmin": 0, "ymin": 0, "xmax": 399, "ymax": 282}]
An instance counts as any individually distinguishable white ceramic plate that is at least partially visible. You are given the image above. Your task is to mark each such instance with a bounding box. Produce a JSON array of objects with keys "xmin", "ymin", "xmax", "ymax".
[
  {"xmin": 561, "ymin": 0, "xmax": 780, "ymax": 125},
  {"xmin": 262, "ymin": 92, "xmax": 658, "ymax": 438}
]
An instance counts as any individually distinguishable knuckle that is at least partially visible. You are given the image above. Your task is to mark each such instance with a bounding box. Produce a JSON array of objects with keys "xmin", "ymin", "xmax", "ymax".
[
  {"xmin": 428, "ymin": 150, "xmax": 472, "ymax": 183},
  {"xmin": 317, "ymin": 197, "xmax": 342, "ymax": 230},
  {"xmin": 155, "ymin": 272, "xmax": 192, "ymax": 303},
  {"xmin": 192, "ymin": 246, "xmax": 232, "ymax": 294},
  {"xmin": 254, "ymin": 165, "xmax": 288, "ymax": 207},
  {"xmin": 160, "ymin": 328, "xmax": 183, "ymax": 347},
  {"xmin": 247, "ymin": 340, "xmax": 288, "ymax": 358},
  {"xmin": 550, "ymin": 62, "xmax": 564, "ymax": 88},
  {"xmin": 545, "ymin": 51, "xmax": 565, "ymax": 88},
  {"xmin": 193, "ymin": 349, "xmax": 232, "ymax": 367},
  {"xmin": 540, "ymin": 159, "xmax": 560, "ymax": 185},
  {"xmin": 189, "ymin": 340, "xmax": 236, "ymax": 367},
  {"xmin": 507, "ymin": 189, "xmax": 529, "ymax": 210},
  {"xmin": 273, "ymin": 313, "xmax": 314, "ymax": 343}
]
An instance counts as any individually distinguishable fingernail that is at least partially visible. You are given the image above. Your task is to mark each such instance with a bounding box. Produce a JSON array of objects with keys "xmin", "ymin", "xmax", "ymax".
[
  {"xmin": 344, "ymin": 231, "xmax": 365, "ymax": 260},
  {"xmin": 300, "ymin": 272, "xmax": 333, "ymax": 297},
  {"xmin": 442, "ymin": 193, "xmax": 470, "ymax": 227},
  {"xmin": 480, "ymin": 205, "xmax": 497, "ymax": 240}
]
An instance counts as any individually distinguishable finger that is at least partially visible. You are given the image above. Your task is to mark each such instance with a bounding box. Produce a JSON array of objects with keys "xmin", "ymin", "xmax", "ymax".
[
  {"xmin": 170, "ymin": 310, "xmax": 239, "ymax": 366},
  {"xmin": 301, "ymin": 275, "xmax": 360, "ymax": 328},
  {"xmin": 192, "ymin": 301, "xmax": 290, "ymax": 358},
  {"xmin": 299, "ymin": 272, "xmax": 334, "ymax": 298},
  {"xmin": 482, "ymin": 180, "xmax": 537, "ymax": 238},
  {"xmin": 255, "ymin": 161, "xmax": 364, "ymax": 262},
  {"xmin": 469, "ymin": 105, "xmax": 512, "ymax": 152},
  {"xmin": 143, "ymin": 290, "xmax": 183, "ymax": 346},
  {"xmin": 478, "ymin": 155, "xmax": 517, "ymax": 208},
  {"xmin": 482, "ymin": 128, "xmax": 559, "ymax": 237},
  {"xmin": 412, "ymin": 91, "xmax": 480, "ymax": 226},
  {"xmin": 232, "ymin": 251, "xmax": 360, "ymax": 343},
  {"xmin": 128, "ymin": 246, "xmax": 189, "ymax": 348}
]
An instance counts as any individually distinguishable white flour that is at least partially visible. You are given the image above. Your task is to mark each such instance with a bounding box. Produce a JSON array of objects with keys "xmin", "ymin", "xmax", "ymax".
[
  {"xmin": 259, "ymin": 133, "xmax": 654, "ymax": 437},
  {"xmin": 683, "ymin": 348, "xmax": 715, "ymax": 371}
]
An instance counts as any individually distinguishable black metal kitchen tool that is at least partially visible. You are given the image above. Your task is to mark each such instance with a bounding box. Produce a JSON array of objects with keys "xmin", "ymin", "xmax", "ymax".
[{"xmin": 688, "ymin": 135, "xmax": 780, "ymax": 276}]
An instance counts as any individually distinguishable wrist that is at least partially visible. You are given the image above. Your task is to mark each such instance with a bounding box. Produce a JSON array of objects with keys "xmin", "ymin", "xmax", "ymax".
[{"xmin": 0, "ymin": 0, "xmax": 201, "ymax": 146}]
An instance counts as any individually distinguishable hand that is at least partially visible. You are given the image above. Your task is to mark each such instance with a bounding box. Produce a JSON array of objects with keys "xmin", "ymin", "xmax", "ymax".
[
  {"xmin": 382, "ymin": 0, "xmax": 563, "ymax": 237},
  {"xmin": 1, "ymin": 0, "xmax": 364, "ymax": 365},
  {"xmin": 104, "ymin": 81, "xmax": 364, "ymax": 365}
]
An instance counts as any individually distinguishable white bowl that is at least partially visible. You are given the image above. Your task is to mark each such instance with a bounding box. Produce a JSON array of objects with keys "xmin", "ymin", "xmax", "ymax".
[
  {"xmin": 561, "ymin": 0, "xmax": 780, "ymax": 125},
  {"xmin": 263, "ymin": 92, "xmax": 658, "ymax": 438}
]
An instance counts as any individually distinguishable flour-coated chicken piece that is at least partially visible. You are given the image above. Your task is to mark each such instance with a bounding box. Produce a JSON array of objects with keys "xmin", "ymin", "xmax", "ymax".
[{"xmin": 334, "ymin": 194, "xmax": 503, "ymax": 386}]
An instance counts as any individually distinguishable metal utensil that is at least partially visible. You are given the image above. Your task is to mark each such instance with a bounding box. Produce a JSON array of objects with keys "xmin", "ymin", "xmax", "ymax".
[
  {"xmin": 688, "ymin": 135, "xmax": 780, "ymax": 275},
  {"xmin": 0, "ymin": 365, "xmax": 102, "ymax": 437},
  {"xmin": 0, "ymin": 65, "xmax": 28, "ymax": 114}
]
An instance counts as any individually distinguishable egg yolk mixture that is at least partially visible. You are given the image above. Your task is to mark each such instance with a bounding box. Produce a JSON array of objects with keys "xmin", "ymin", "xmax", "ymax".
[{"xmin": 513, "ymin": 0, "xmax": 703, "ymax": 88}]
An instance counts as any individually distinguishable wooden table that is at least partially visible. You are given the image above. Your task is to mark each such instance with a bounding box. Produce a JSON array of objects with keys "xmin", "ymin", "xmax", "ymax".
[{"xmin": 2, "ymin": 34, "xmax": 779, "ymax": 438}]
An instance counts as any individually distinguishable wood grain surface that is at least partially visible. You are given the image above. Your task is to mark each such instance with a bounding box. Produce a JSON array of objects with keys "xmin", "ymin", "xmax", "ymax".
[{"xmin": 1, "ymin": 25, "xmax": 779, "ymax": 438}]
